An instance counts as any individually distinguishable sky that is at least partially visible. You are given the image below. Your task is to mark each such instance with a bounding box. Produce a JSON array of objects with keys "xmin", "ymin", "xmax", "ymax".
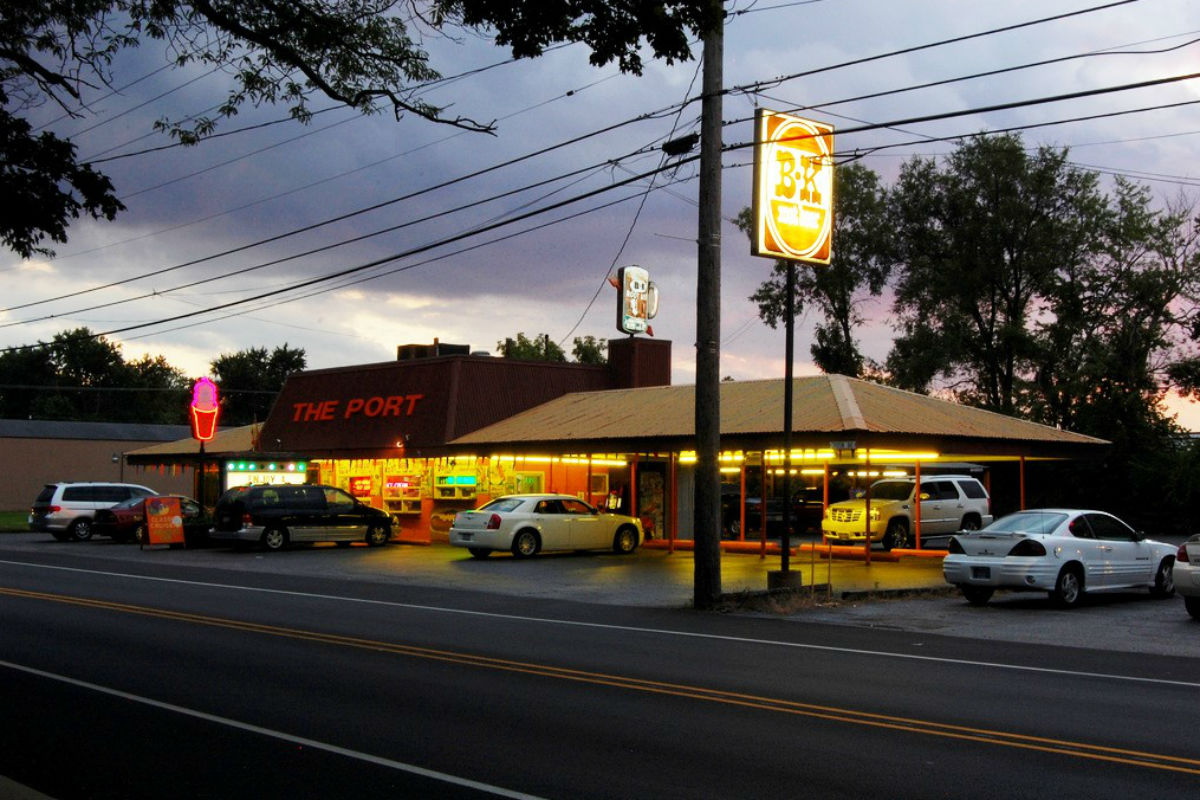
[{"xmin": 3, "ymin": 0, "xmax": 1199, "ymax": 425}]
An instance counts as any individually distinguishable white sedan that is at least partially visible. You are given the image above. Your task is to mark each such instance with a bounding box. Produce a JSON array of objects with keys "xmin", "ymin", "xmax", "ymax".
[
  {"xmin": 449, "ymin": 494, "xmax": 643, "ymax": 559},
  {"xmin": 1176, "ymin": 535, "xmax": 1200, "ymax": 620},
  {"xmin": 943, "ymin": 509, "xmax": 1176, "ymax": 608}
]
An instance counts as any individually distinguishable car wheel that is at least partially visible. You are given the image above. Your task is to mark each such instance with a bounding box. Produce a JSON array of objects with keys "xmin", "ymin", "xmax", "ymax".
[
  {"xmin": 961, "ymin": 586, "xmax": 993, "ymax": 606},
  {"xmin": 612, "ymin": 526, "xmax": 639, "ymax": 555},
  {"xmin": 365, "ymin": 524, "xmax": 390, "ymax": 547},
  {"xmin": 261, "ymin": 527, "xmax": 288, "ymax": 552},
  {"xmin": 883, "ymin": 519, "xmax": 908, "ymax": 551},
  {"xmin": 133, "ymin": 525, "xmax": 147, "ymax": 545},
  {"xmin": 68, "ymin": 518, "xmax": 94, "ymax": 542},
  {"xmin": 511, "ymin": 529, "xmax": 540, "ymax": 558},
  {"xmin": 1150, "ymin": 558, "xmax": 1175, "ymax": 598},
  {"xmin": 960, "ymin": 514, "xmax": 982, "ymax": 532},
  {"xmin": 1185, "ymin": 596, "xmax": 1200, "ymax": 620},
  {"xmin": 1050, "ymin": 565, "xmax": 1084, "ymax": 608},
  {"xmin": 468, "ymin": 547, "xmax": 492, "ymax": 559}
]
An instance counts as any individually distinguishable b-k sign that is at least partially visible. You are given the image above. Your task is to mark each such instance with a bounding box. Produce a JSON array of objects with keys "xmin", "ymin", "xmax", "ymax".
[{"xmin": 751, "ymin": 109, "xmax": 834, "ymax": 265}]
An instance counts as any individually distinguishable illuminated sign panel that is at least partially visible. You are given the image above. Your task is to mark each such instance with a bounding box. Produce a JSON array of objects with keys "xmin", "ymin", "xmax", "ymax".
[
  {"xmin": 145, "ymin": 496, "xmax": 185, "ymax": 546},
  {"xmin": 614, "ymin": 265, "xmax": 659, "ymax": 335},
  {"xmin": 752, "ymin": 109, "xmax": 834, "ymax": 265},
  {"xmin": 190, "ymin": 377, "xmax": 220, "ymax": 441}
]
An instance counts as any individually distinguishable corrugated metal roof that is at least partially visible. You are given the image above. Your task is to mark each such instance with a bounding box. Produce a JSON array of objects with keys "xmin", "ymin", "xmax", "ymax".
[
  {"xmin": 450, "ymin": 375, "xmax": 1107, "ymax": 457},
  {"xmin": 125, "ymin": 424, "xmax": 261, "ymax": 462},
  {"xmin": 0, "ymin": 419, "xmax": 191, "ymax": 442}
]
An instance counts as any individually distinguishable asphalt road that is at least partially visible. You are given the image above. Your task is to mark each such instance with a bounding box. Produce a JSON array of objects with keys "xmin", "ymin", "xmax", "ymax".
[{"xmin": 2, "ymin": 538, "xmax": 1199, "ymax": 798}]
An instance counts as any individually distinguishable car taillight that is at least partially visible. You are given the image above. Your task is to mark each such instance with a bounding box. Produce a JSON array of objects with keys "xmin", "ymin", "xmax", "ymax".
[
  {"xmin": 486, "ymin": 513, "xmax": 502, "ymax": 530},
  {"xmin": 48, "ymin": 505, "xmax": 61, "ymax": 513},
  {"xmin": 1177, "ymin": 543, "xmax": 1191, "ymax": 563},
  {"xmin": 1009, "ymin": 539, "xmax": 1047, "ymax": 557},
  {"xmin": 242, "ymin": 513, "xmax": 253, "ymax": 526}
]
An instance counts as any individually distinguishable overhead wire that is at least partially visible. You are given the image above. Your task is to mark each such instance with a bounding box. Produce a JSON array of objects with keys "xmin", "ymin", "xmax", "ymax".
[
  {"xmin": 9, "ymin": 66, "xmax": 1196, "ymax": 352},
  {"xmin": 6, "ymin": 0, "xmax": 1136, "ymax": 315}
]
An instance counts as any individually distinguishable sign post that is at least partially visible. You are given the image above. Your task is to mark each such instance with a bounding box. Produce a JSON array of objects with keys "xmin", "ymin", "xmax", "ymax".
[
  {"xmin": 752, "ymin": 110, "xmax": 834, "ymax": 581},
  {"xmin": 190, "ymin": 377, "xmax": 220, "ymax": 522}
]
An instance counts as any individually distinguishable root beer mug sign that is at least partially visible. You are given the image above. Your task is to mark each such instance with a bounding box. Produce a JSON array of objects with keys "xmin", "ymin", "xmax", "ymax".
[{"xmin": 751, "ymin": 109, "xmax": 834, "ymax": 265}]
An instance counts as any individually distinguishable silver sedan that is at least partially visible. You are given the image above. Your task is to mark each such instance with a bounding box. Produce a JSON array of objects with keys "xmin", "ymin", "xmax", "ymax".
[
  {"xmin": 943, "ymin": 509, "xmax": 1176, "ymax": 607},
  {"xmin": 449, "ymin": 494, "xmax": 643, "ymax": 559}
]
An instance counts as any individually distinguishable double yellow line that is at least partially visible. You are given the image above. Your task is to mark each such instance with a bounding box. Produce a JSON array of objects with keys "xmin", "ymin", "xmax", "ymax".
[{"xmin": 6, "ymin": 585, "xmax": 1200, "ymax": 775}]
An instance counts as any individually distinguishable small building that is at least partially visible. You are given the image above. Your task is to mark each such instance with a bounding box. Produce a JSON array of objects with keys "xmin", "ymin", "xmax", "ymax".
[{"xmin": 0, "ymin": 419, "xmax": 195, "ymax": 510}]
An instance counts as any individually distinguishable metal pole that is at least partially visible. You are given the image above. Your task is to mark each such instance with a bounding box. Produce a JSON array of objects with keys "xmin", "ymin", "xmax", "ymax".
[
  {"xmin": 693, "ymin": 6, "xmax": 724, "ymax": 608},
  {"xmin": 781, "ymin": 259, "xmax": 795, "ymax": 572}
]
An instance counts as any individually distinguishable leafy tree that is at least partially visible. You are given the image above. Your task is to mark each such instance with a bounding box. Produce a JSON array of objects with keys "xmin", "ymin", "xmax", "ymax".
[
  {"xmin": 738, "ymin": 162, "xmax": 894, "ymax": 376},
  {"xmin": 0, "ymin": 340, "xmax": 57, "ymax": 419},
  {"xmin": 126, "ymin": 354, "xmax": 190, "ymax": 424},
  {"xmin": 497, "ymin": 332, "xmax": 566, "ymax": 362},
  {"xmin": 0, "ymin": 326, "xmax": 188, "ymax": 421},
  {"xmin": 440, "ymin": 1, "xmax": 720, "ymax": 75},
  {"xmin": 210, "ymin": 344, "xmax": 306, "ymax": 426},
  {"xmin": 2, "ymin": 1, "xmax": 719, "ymax": 257},
  {"xmin": 572, "ymin": 335, "xmax": 607, "ymax": 365},
  {"xmin": 885, "ymin": 134, "xmax": 1107, "ymax": 413}
]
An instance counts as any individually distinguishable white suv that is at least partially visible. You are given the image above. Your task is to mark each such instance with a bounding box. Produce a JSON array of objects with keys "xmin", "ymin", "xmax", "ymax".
[
  {"xmin": 29, "ymin": 482, "xmax": 157, "ymax": 541},
  {"xmin": 821, "ymin": 475, "xmax": 992, "ymax": 550}
]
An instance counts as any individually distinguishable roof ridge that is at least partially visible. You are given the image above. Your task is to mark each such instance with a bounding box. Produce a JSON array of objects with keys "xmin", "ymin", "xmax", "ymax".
[{"xmin": 827, "ymin": 374, "xmax": 868, "ymax": 430}]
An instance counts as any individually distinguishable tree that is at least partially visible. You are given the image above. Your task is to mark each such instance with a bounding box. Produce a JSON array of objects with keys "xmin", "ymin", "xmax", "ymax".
[
  {"xmin": 2, "ymin": 1, "xmax": 719, "ymax": 257},
  {"xmin": 572, "ymin": 335, "xmax": 606, "ymax": 365},
  {"xmin": 497, "ymin": 332, "xmax": 565, "ymax": 362},
  {"xmin": 210, "ymin": 344, "xmax": 306, "ymax": 426},
  {"xmin": 0, "ymin": 326, "xmax": 188, "ymax": 422},
  {"xmin": 885, "ymin": 134, "xmax": 1107, "ymax": 413},
  {"xmin": 738, "ymin": 162, "xmax": 894, "ymax": 376}
]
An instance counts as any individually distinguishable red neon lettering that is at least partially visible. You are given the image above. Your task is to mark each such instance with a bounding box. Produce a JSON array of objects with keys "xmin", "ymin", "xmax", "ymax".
[
  {"xmin": 382, "ymin": 395, "xmax": 404, "ymax": 417},
  {"xmin": 405, "ymin": 394, "xmax": 424, "ymax": 415},
  {"xmin": 364, "ymin": 396, "xmax": 385, "ymax": 417},
  {"xmin": 319, "ymin": 401, "xmax": 338, "ymax": 421},
  {"xmin": 344, "ymin": 398, "xmax": 364, "ymax": 418}
]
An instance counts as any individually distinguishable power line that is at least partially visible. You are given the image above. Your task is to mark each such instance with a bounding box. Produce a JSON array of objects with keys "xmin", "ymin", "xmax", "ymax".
[
  {"xmin": 9, "ymin": 0, "xmax": 1133, "ymax": 318},
  {"xmin": 11, "ymin": 67, "xmax": 1196, "ymax": 353}
]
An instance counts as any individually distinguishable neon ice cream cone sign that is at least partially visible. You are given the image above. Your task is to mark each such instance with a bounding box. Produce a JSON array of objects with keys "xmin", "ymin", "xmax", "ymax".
[{"xmin": 190, "ymin": 377, "xmax": 220, "ymax": 441}]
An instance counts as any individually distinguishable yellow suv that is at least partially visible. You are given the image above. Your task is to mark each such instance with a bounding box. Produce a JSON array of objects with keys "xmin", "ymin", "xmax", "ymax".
[{"xmin": 821, "ymin": 476, "xmax": 991, "ymax": 550}]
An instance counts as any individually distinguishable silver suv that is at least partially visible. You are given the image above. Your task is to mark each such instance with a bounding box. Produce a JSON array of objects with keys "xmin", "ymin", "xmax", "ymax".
[
  {"xmin": 29, "ymin": 482, "xmax": 157, "ymax": 541},
  {"xmin": 821, "ymin": 475, "xmax": 992, "ymax": 550}
]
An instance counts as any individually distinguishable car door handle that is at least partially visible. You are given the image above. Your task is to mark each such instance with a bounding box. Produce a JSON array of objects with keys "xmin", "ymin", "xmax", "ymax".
[{"xmin": 1100, "ymin": 545, "xmax": 1114, "ymax": 552}]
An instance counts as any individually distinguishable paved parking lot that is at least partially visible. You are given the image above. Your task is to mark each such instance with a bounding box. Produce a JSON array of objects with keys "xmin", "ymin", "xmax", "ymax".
[{"xmin": 2, "ymin": 532, "xmax": 1195, "ymax": 658}]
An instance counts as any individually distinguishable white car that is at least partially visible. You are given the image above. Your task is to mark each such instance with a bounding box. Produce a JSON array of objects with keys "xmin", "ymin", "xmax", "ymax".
[
  {"xmin": 943, "ymin": 509, "xmax": 1176, "ymax": 608},
  {"xmin": 1175, "ymin": 535, "xmax": 1200, "ymax": 620},
  {"xmin": 449, "ymin": 494, "xmax": 643, "ymax": 559}
]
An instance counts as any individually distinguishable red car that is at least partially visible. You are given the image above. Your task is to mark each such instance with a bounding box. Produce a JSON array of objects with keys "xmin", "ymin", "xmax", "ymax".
[{"xmin": 93, "ymin": 495, "xmax": 211, "ymax": 545}]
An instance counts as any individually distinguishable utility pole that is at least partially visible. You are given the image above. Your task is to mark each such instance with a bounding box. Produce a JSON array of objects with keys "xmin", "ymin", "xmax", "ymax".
[{"xmin": 693, "ymin": 2, "xmax": 723, "ymax": 609}]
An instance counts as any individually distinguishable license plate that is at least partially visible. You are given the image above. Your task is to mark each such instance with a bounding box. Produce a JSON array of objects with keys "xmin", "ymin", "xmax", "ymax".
[
  {"xmin": 459, "ymin": 533, "xmax": 472, "ymax": 541},
  {"xmin": 971, "ymin": 566, "xmax": 991, "ymax": 579}
]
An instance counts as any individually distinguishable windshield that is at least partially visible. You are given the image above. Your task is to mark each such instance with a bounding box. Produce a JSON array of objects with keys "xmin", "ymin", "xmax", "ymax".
[
  {"xmin": 983, "ymin": 511, "xmax": 1068, "ymax": 535},
  {"xmin": 870, "ymin": 481, "xmax": 914, "ymax": 501}
]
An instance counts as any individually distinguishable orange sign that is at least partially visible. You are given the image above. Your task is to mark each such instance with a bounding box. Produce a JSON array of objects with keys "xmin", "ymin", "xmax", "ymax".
[
  {"xmin": 752, "ymin": 109, "xmax": 834, "ymax": 264},
  {"xmin": 145, "ymin": 496, "xmax": 185, "ymax": 546}
]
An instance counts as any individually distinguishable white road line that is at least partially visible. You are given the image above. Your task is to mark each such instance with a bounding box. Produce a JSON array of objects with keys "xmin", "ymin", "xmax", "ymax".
[
  {"xmin": 3, "ymin": 558, "xmax": 1199, "ymax": 689},
  {"xmin": 0, "ymin": 658, "xmax": 545, "ymax": 800}
]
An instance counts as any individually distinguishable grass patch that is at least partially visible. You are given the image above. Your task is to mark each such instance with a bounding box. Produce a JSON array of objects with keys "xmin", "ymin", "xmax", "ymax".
[{"xmin": 0, "ymin": 510, "xmax": 28, "ymax": 532}]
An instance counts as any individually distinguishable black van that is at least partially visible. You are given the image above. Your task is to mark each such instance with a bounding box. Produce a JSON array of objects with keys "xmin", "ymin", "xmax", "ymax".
[{"xmin": 209, "ymin": 484, "xmax": 391, "ymax": 551}]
